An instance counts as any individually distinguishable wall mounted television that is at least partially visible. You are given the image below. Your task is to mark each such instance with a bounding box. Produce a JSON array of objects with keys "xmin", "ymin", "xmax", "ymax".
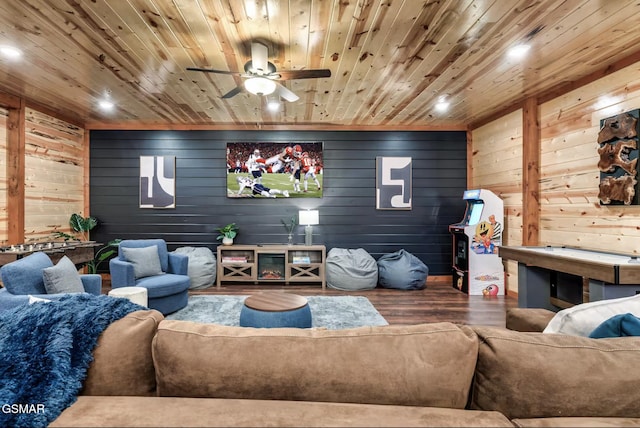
[{"xmin": 226, "ymin": 142, "xmax": 323, "ymax": 199}]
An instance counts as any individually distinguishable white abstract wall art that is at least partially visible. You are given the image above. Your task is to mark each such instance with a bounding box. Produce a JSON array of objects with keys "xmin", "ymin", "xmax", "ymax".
[
  {"xmin": 376, "ymin": 156, "xmax": 412, "ymax": 210},
  {"xmin": 139, "ymin": 155, "xmax": 176, "ymax": 209}
]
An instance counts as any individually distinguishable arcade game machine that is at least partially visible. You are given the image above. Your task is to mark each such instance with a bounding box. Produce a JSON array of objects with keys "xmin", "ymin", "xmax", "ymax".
[{"xmin": 448, "ymin": 189, "xmax": 504, "ymax": 295}]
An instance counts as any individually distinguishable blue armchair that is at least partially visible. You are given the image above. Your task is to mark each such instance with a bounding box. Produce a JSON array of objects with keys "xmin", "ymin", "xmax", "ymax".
[
  {"xmin": 109, "ymin": 239, "xmax": 190, "ymax": 315},
  {"xmin": 0, "ymin": 251, "xmax": 102, "ymax": 311}
]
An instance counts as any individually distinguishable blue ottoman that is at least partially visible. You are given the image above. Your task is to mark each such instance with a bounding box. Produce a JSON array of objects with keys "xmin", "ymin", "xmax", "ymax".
[{"xmin": 240, "ymin": 292, "xmax": 312, "ymax": 328}]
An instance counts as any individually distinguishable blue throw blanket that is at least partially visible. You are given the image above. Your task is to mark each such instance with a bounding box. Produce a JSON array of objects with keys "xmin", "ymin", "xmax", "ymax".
[
  {"xmin": 0, "ymin": 294, "xmax": 144, "ymax": 427},
  {"xmin": 589, "ymin": 313, "xmax": 640, "ymax": 338}
]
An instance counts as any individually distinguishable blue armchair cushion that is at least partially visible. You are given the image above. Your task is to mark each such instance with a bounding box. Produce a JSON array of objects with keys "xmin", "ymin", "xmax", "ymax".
[
  {"xmin": 121, "ymin": 246, "xmax": 164, "ymax": 279},
  {"xmin": 136, "ymin": 274, "xmax": 190, "ymax": 299},
  {"xmin": 42, "ymin": 256, "xmax": 85, "ymax": 294},
  {"xmin": 0, "ymin": 252, "xmax": 53, "ymax": 295}
]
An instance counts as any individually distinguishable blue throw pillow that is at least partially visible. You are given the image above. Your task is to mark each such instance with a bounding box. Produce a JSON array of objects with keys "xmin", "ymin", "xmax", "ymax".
[{"xmin": 589, "ymin": 313, "xmax": 640, "ymax": 338}]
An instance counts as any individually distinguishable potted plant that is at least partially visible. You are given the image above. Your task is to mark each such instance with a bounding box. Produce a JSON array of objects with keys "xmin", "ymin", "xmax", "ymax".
[
  {"xmin": 51, "ymin": 214, "xmax": 121, "ymax": 274},
  {"xmin": 85, "ymin": 239, "xmax": 121, "ymax": 274},
  {"xmin": 281, "ymin": 215, "xmax": 297, "ymax": 245},
  {"xmin": 53, "ymin": 213, "xmax": 98, "ymax": 241},
  {"xmin": 217, "ymin": 223, "xmax": 239, "ymax": 246}
]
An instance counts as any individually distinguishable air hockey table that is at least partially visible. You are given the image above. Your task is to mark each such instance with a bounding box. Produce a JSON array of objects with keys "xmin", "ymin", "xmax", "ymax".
[{"xmin": 499, "ymin": 246, "xmax": 640, "ymax": 310}]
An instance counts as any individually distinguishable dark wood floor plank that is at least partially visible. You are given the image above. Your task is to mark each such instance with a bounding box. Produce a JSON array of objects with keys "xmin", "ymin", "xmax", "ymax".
[
  {"xmin": 188, "ymin": 279, "xmax": 518, "ymax": 327},
  {"xmin": 104, "ymin": 278, "xmax": 517, "ymax": 327}
]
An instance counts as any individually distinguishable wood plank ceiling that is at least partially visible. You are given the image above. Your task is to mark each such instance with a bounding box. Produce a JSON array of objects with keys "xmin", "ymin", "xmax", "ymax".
[{"xmin": 0, "ymin": 0, "xmax": 639, "ymax": 129}]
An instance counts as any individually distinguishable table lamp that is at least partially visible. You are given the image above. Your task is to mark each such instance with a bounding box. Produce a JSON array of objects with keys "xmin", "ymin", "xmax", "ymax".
[{"xmin": 299, "ymin": 210, "xmax": 319, "ymax": 246}]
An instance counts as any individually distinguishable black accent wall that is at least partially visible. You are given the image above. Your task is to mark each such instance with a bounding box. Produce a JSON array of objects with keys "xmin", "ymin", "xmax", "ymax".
[{"xmin": 90, "ymin": 130, "xmax": 467, "ymax": 275}]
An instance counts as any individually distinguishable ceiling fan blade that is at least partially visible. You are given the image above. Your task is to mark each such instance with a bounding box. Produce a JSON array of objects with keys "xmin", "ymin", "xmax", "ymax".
[
  {"xmin": 276, "ymin": 69, "xmax": 332, "ymax": 80},
  {"xmin": 275, "ymin": 83, "xmax": 299, "ymax": 102},
  {"xmin": 251, "ymin": 42, "xmax": 269, "ymax": 75},
  {"xmin": 186, "ymin": 67, "xmax": 242, "ymax": 75},
  {"xmin": 221, "ymin": 86, "xmax": 244, "ymax": 99}
]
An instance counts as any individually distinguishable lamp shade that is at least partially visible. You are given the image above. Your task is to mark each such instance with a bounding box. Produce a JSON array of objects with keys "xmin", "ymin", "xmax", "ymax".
[
  {"xmin": 244, "ymin": 77, "xmax": 276, "ymax": 95},
  {"xmin": 299, "ymin": 210, "xmax": 319, "ymax": 226}
]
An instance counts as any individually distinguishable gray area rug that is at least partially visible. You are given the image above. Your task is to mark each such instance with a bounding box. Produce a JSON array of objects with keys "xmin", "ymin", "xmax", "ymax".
[{"xmin": 166, "ymin": 295, "xmax": 388, "ymax": 329}]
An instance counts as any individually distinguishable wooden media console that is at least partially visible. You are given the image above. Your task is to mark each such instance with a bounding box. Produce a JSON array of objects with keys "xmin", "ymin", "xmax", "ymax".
[{"xmin": 217, "ymin": 244, "xmax": 326, "ymax": 289}]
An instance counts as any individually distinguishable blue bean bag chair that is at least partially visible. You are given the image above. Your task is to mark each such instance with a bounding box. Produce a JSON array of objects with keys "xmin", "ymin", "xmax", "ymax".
[
  {"xmin": 326, "ymin": 248, "xmax": 378, "ymax": 290},
  {"xmin": 172, "ymin": 246, "xmax": 216, "ymax": 289},
  {"xmin": 377, "ymin": 249, "xmax": 428, "ymax": 290}
]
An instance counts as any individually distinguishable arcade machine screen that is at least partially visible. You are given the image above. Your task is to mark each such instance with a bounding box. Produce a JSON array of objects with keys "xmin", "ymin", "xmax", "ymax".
[{"xmin": 468, "ymin": 201, "xmax": 484, "ymax": 225}]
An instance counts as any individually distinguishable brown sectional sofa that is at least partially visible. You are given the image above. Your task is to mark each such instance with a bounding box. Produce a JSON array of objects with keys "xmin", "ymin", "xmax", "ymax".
[{"xmin": 51, "ymin": 309, "xmax": 640, "ymax": 427}]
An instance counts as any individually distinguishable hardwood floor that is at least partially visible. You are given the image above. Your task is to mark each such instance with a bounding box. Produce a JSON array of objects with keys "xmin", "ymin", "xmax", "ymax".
[
  {"xmin": 187, "ymin": 277, "xmax": 518, "ymax": 327},
  {"xmin": 104, "ymin": 277, "xmax": 518, "ymax": 327}
]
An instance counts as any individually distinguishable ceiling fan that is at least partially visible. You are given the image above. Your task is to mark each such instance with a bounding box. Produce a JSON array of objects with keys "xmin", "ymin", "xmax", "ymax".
[{"xmin": 187, "ymin": 42, "xmax": 331, "ymax": 102}]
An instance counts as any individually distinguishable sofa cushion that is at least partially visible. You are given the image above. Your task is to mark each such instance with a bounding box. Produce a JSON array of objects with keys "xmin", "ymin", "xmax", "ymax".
[
  {"xmin": 152, "ymin": 322, "xmax": 478, "ymax": 409},
  {"xmin": 543, "ymin": 293, "xmax": 640, "ymax": 336},
  {"xmin": 51, "ymin": 396, "xmax": 514, "ymax": 427},
  {"xmin": 506, "ymin": 308, "xmax": 555, "ymax": 332},
  {"xmin": 511, "ymin": 417, "xmax": 640, "ymax": 427},
  {"xmin": 42, "ymin": 255, "xmax": 85, "ymax": 294},
  {"xmin": 471, "ymin": 326, "xmax": 640, "ymax": 419},
  {"xmin": 81, "ymin": 309, "xmax": 164, "ymax": 396},
  {"xmin": 122, "ymin": 246, "xmax": 164, "ymax": 279}
]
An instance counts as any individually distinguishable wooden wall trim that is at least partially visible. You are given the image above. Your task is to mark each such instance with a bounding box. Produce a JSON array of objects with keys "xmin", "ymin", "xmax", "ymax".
[
  {"xmin": 522, "ymin": 97, "xmax": 540, "ymax": 246},
  {"xmin": 469, "ymin": 48, "xmax": 640, "ymax": 130},
  {"xmin": 0, "ymin": 90, "xmax": 84, "ymax": 128},
  {"xmin": 25, "ymin": 100, "xmax": 85, "ymax": 129},
  {"xmin": 538, "ymin": 48, "xmax": 640, "ymax": 105},
  {"xmin": 83, "ymin": 131, "xmax": 90, "ymax": 217},
  {"xmin": 468, "ymin": 102, "xmax": 523, "ymax": 131},
  {"xmin": 0, "ymin": 91, "xmax": 21, "ymax": 109},
  {"xmin": 84, "ymin": 122, "xmax": 467, "ymax": 131},
  {"xmin": 466, "ymin": 130, "xmax": 473, "ymax": 188},
  {"xmin": 7, "ymin": 99, "xmax": 26, "ymax": 244}
]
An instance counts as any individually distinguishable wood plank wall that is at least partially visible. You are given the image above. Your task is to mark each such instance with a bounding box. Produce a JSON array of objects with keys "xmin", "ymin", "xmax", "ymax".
[
  {"xmin": 539, "ymin": 65, "xmax": 640, "ymax": 253},
  {"xmin": 0, "ymin": 106, "xmax": 85, "ymax": 246},
  {"xmin": 471, "ymin": 61, "xmax": 640, "ymax": 294},
  {"xmin": 24, "ymin": 108, "xmax": 85, "ymax": 242},
  {"xmin": 89, "ymin": 130, "xmax": 467, "ymax": 275},
  {"xmin": 470, "ymin": 110, "xmax": 523, "ymax": 294},
  {"xmin": 0, "ymin": 107, "xmax": 7, "ymax": 244}
]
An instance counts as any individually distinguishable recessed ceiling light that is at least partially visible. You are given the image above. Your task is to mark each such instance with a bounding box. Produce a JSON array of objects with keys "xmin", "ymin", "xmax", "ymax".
[
  {"xmin": 435, "ymin": 95, "xmax": 449, "ymax": 112},
  {"xmin": 0, "ymin": 45, "xmax": 22, "ymax": 60},
  {"xmin": 435, "ymin": 101, "xmax": 449, "ymax": 112},
  {"xmin": 98, "ymin": 100, "xmax": 115, "ymax": 111},
  {"xmin": 507, "ymin": 43, "xmax": 530, "ymax": 59}
]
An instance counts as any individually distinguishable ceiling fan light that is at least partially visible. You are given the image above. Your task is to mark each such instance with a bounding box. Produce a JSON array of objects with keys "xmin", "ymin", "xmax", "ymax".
[
  {"xmin": 244, "ymin": 77, "xmax": 276, "ymax": 95},
  {"xmin": 267, "ymin": 97, "xmax": 280, "ymax": 111}
]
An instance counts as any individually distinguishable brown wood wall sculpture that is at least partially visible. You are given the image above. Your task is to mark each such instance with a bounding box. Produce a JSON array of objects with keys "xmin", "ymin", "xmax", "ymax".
[{"xmin": 597, "ymin": 111, "xmax": 639, "ymax": 205}]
